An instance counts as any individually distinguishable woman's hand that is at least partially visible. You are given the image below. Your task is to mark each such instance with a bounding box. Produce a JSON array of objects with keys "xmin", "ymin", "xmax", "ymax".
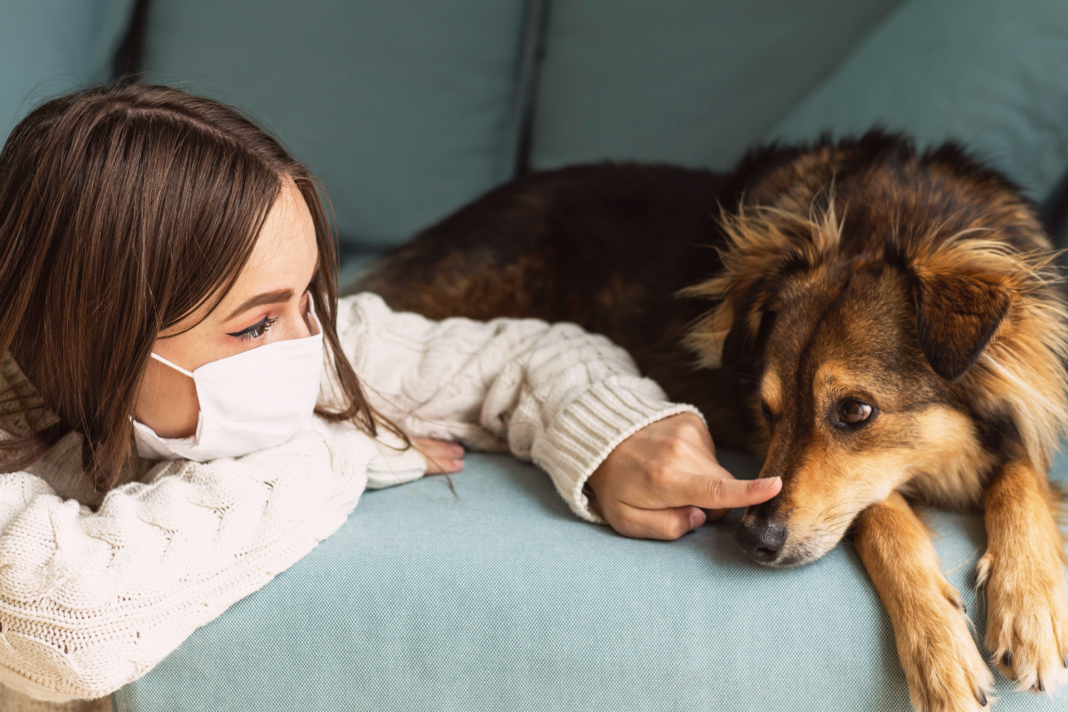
[
  {"xmin": 413, "ymin": 438, "xmax": 466, "ymax": 474},
  {"xmin": 586, "ymin": 412, "xmax": 781, "ymax": 540}
]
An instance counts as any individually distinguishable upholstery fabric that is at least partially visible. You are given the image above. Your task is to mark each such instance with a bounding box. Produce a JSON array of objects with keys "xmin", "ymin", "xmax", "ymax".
[
  {"xmin": 140, "ymin": 0, "xmax": 529, "ymax": 249},
  {"xmin": 527, "ymin": 0, "xmax": 903, "ymax": 172},
  {"xmin": 0, "ymin": 0, "xmax": 135, "ymax": 145},
  {"xmin": 768, "ymin": 0, "xmax": 1068, "ymax": 203},
  {"xmin": 113, "ymin": 450, "xmax": 1068, "ymax": 711}
]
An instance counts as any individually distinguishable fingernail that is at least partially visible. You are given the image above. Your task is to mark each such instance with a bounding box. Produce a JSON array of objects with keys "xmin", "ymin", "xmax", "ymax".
[
  {"xmin": 689, "ymin": 509, "xmax": 704, "ymax": 530},
  {"xmin": 755, "ymin": 477, "xmax": 781, "ymax": 490},
  {"xmin": 451, "ymin": 460, "xmax": 464, "ymax": 472},
  {"xmin": 452, "ymin": 444, "xmax": 465, "ymax": 455}
]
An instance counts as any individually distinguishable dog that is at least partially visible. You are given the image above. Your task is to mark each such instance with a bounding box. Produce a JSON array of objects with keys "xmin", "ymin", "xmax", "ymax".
[{"xmin": 355, "ymin": 131, "xmax": 1068, "ymax": 711}]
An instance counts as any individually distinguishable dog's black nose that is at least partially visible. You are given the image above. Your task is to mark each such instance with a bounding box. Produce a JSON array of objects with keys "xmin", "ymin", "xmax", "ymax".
[{"xmin": 735, "ymin": 519, "xmax": 788, "ymax": 563}]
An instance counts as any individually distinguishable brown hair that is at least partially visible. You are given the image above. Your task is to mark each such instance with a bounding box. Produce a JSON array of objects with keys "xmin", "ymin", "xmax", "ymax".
[{"xmin": 0, "ymin": 83, "xmax": 400, "ymax": 492}]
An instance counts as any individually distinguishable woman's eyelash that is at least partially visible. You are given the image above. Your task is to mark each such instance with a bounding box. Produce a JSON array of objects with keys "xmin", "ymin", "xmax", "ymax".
[{"xmin": 227, "ymin": 316, "xmax": 277, "ymax": 342}]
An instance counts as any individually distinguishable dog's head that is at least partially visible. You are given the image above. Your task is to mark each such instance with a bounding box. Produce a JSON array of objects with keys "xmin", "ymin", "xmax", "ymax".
[{"xmin": 683, "ymin": 137, "xmax": 1068, "ymax": 567}]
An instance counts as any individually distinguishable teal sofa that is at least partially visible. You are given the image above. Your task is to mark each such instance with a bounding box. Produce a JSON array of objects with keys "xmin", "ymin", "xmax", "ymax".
[{"xmin": 3, "ymin": 1, "xmax": 1068, "ymax": 710}]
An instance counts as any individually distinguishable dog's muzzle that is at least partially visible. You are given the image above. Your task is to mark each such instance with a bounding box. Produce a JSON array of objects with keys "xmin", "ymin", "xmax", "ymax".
[{"xmin": 735, "ymin": 516, "xmax": 788, "ymax": 564}]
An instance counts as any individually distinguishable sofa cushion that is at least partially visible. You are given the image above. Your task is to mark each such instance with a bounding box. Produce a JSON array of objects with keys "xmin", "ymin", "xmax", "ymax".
[
  {"xmin": 113, "ymin": 449, "xmax": 1068, "ymax": 711},
  {"xmin": 141, "ymin": 0, "xmax": 529, "ymax": 250},
  {"xmin": 0, "ymin": 0, "xmax": 135, "ymax": 145},
  {"xmin": 767, "ymin": 0, "xmax": 1068, "ymax": 203},
  {"xmin": 527, "ymin": 0, "xmax": 904, "ymax": 172}
]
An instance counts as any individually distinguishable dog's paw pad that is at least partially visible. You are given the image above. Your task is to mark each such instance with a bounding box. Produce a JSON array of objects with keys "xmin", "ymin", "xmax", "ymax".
[
  {"xmin": 981, "ymin": 550, "xmax": 1068, "ymax": 694},
  {"xmin": 901, "ymin": 586, "xmax": 995, "ymax": 712}
]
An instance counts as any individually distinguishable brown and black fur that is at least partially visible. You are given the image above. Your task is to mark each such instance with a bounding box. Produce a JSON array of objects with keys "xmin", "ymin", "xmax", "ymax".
[{"xmin": 355, "ymin": 131, "xmax": 1068, "ymax": 711}]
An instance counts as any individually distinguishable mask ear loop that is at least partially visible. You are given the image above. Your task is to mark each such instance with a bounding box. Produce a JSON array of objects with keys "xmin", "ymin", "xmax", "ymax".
[
  {"xmin": 151, "ymin": 353, "xmax": 195, "ymax": 378},
  {"xmin": 305, "ymin": 295, "xmax": 321, "ymax": 336}
]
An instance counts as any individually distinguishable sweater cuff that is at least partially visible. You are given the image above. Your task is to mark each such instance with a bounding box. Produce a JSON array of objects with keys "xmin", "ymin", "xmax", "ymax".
[
  {"xmin": 532, "ymin": 378, "xmax": 706, "ymax": 524},
  {"xmin": 366, "ymin": 429, "xmax": 428, "ymax": 490}
]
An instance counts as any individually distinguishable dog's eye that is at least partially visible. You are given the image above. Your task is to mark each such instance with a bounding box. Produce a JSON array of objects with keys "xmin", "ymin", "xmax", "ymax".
[
  {"xmin": 760, "ymin": 400, "xmax": 774, "ymax": 421},
  {"xmin": 836, "ymin": 399, "xmax": 873, "ymax": 427}
]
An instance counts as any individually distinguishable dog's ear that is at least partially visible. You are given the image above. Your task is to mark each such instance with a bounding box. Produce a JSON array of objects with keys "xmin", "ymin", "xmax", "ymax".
[
  {"xmin": 682, "ymin": 202, "xmax": 840, "ymax": 369},
  {"xmin": 913, "ymin": 270, "xmax": 1011, "ymax": 381},
  {"xmin": 680, "ymin": 275, "xmax": 778, "ymax": 370},
  {"xmin": 720, "ymin": 310, "xmax": 755, "ymax": 367},
  {"xmin": 720, "ymin": 284, "xmax": 776, "ymax": 368}
]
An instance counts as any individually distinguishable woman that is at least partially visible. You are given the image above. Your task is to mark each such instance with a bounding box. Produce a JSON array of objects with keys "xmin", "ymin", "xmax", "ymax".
[{"xmin": 0, "ymin": 84, "xmax": 780, "ymax": 701}]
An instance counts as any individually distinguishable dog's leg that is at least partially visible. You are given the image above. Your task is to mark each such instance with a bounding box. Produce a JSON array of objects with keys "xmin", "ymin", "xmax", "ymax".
[
  {"xmin": 855, "ymin": 491, "xmax": 994, "ymax": 711},
  {"xmin": 978, "ymin": 458, "xmax": 1068, "ymax": 692}
]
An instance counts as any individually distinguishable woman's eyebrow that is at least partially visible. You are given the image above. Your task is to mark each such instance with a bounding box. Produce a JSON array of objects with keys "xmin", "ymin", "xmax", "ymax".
[
  {"xmin": 224, "ymin": 289, "xmax": 293, "ymax": 321},
  {"xmin": 224, "ymin": 253, "xmax": 319, "ymax": 322}
]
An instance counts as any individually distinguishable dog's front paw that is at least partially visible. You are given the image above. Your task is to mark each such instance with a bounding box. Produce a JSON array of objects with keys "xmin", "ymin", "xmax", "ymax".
[
  {"xmin": 978, "ymin": 550, "xmax": 1068, "ymax": 693},
  {"xmin": 898, "ymin": 579, "xmax": 995, "ymax": 711}
]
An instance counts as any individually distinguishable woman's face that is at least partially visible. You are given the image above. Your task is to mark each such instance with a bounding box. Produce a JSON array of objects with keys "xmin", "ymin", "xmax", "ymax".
[{"xmin": 134, "ymin": 179, "xmax": 320, "ymax": 438}]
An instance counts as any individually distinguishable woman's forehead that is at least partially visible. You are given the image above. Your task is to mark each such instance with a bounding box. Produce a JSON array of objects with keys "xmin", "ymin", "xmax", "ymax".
[
  {"xmin": 223, "ymin": 182, "xmax": 318, "ymax": 300},
  {"xmin": 162, "ymin": 180, "xmax": 318, "ymax": 336}
]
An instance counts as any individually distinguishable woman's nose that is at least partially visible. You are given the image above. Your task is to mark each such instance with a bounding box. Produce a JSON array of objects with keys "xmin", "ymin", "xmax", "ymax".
[
  {"xmin": 301, "ymin": 296, "xmax": 320, "ymax": 336},
  {"xmin": 279, "ymin": 299, "xmax": 317, "ymax": 341}
]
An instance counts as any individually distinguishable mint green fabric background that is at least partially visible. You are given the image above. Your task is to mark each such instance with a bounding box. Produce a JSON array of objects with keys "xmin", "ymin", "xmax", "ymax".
[
  {"xmin": 141, "ymin": 0, "xmax": 529, "ymax": 250},
  {"xmin": 529, "ymin": 0, "xmax": 1068, "ymax": 206},
  {"xmin": 528, "ymin": 0, "xmax": 904, "ymax": 172},
  {"xmin": 113, "ymin": 450, "xmax": 1068, "ymax": 712},
  {"xmin": 768, "ymin": 0, "xmax": 1068, "ymax": 202},
  {"xmin": 0, "ymin": 0, "xmax": 135, "ymax": 143}
]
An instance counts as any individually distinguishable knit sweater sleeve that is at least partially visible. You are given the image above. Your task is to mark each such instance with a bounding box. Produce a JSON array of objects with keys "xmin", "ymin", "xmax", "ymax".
[
  {"xmin": 0, "ymin": 418, "xmax": 393, "ymax": 702},
  {"xmin": 330, "ymin": 293, "xmax": 704, "ymax": 522}
]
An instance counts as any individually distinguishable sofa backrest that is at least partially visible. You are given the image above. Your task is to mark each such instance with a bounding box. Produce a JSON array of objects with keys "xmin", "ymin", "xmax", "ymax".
[
  {"xmin": 2, "ymin": 0, "xmax": 1068, "ymax": 250},
  {"xmin": 769, "ymin": 0, "xmax": 1068, "ymax": 204},
  {"xmin": 0, "ymin": 0, "xmax": 135, "ymax": 142},
  {"xmin": 140, "ymin": 0, "xmax": 535, "ymax": 251},
  {"xmin": 526, "ymin": 0, "xmax": 901, "ymax": 172}
]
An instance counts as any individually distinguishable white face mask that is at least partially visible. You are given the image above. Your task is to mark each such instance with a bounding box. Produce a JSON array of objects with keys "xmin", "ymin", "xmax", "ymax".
[{"xmin": 133, "ymin": 306, "xmax": 325, "ymax": 461}]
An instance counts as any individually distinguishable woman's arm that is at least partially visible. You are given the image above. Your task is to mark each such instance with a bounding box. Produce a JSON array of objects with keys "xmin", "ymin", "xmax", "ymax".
[
  {"xmin": 330, "ymin": 293, "xmax": 705, "ymax": 522},
  {"xmin": 0, "ymin": 419, "xmax": 396, "ymax": 702}
]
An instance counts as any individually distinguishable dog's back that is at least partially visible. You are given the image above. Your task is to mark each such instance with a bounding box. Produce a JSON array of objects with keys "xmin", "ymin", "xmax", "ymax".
[
  {"xmin": 355, "ymin": 132, "xmax": 1062, "ymax": 454},
  {"xmin": 356, "ymin": 162, "xmax": 760, "ymax": 444}
]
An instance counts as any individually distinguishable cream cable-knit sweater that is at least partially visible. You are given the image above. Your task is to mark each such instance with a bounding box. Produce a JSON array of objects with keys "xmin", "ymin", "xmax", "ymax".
[{"xmin": 0, "ymin": 293, "xmax": 700, "ymax": 702}]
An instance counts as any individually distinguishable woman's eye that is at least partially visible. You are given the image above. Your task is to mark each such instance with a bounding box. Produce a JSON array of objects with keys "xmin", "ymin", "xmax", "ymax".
[
  {"xmin": 227, "ymin": 316, "xmax": 277, "ymax": 342},
  {"xmin": 835, "ymin": 399, "xmax": 874, "ymax": 427},
  {"xmin": 760, "ymin": 400, "xmax": 774, "ymax": 421}
]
